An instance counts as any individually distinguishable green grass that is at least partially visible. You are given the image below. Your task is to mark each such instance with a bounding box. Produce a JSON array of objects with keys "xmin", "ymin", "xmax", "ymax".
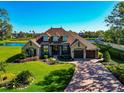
[
  {"xmin": 0, "ymin": 62, "xmax": 74, "ymax": 92},
  {"xmin": 0, "ymin": 46, "xmax": 21, "ymax": 62},
  {"xmin": 0, "ymin": 46, "xmax": 75, "ymax": 91},
  {"xmin": 0, "ymin": 39, "xmax": 28, "ymax": 44},
  {"xmin": 85, "ymin": 38, "xmax": 97, "ymax": 40}
]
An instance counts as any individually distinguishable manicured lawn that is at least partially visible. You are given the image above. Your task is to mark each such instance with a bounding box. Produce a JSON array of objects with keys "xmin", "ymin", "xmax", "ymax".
[
  {"xmin": 85, "ymin": 38, "xmax": 97, "ymax": 40},
  {"xmin": 0, "ymin": 62, "xmax": 74, "ymax": 92},
  {"xmin": 0, "ymin": 39, "xmax": 28, "ymax": 44},
  {"xmin": 0, "ymin": 46, "xmax": 21, "ymax": 62},
  {"xmin": 0, "ymin": 46, "xmax": 75, "ymax": 91}
]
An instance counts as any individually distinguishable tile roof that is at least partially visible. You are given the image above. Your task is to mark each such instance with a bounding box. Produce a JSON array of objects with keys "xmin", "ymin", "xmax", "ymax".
[
  {"xmin": 35, "ymin": 27, "xmax": 97, "ymax": 50},
  {"xmin": 68, "ymin": 31, "xmax": 97, "ymax": 50}
]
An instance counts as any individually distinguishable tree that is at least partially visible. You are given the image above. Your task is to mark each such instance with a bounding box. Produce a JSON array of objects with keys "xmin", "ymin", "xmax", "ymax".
[
  {"xmin": 32, "ymin": 30, "xmax": 36, "ymax": 38},
  {"xmin": 18, "ymin": 31, "xmax": 25, "ymax": 38},
  {"xmin": 105, "ymin": 2, "xmax": 124, "ymax": 29},
  {"xmin": 104, "ymin": 2, "xmax": 124, "ymax": 44},
  {"xmin": 0, "ymin": 8, "xmax": 12, "ymax": 40},
  {"xmin": 6, "ymin": 23, "xmax": 12, "ymax": 38},
  {"xmin": 103, "ymin": 51, "xmax": 111, "ymax": 62}
]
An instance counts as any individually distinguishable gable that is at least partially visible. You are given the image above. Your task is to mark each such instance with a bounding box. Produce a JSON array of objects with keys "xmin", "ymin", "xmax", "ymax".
[
  {"xmin": 71, "ymin": 40, "xmax": 86, "ymax": 49},
  {"xmin": 23, "ymin": 40, "xmax": 40, "ymax": 50}
]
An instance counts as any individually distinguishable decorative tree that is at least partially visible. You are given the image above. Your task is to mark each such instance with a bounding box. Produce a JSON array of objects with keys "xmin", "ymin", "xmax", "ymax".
[{"xmin": 103, "ymin": 51, "xmax": 111, "ymax": 62}]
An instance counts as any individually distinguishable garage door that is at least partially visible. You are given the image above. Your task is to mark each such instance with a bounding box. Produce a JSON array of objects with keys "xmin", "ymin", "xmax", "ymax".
[
  {"xmin": 86, "ymin": 50, "xmax": 95, "ymax": 58},
  {"xmin": 74, "ymin": 49, "xmax": 83, "ymax": 58}
]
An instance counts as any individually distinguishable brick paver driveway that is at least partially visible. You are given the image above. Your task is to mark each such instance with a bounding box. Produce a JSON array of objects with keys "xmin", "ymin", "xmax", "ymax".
[{"xmin": 65, "ymin": 59, "xmax": 124, "ymax": 92}]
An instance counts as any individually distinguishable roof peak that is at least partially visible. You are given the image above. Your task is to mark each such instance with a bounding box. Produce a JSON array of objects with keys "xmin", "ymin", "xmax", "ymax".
[{"xmin": 50, "ymin": 27, "xmax": 63, "ymax": 29}]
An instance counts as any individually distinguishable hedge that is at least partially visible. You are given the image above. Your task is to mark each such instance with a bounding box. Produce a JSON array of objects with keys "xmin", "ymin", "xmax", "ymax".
[
  {"xmin": 103, "ymin": 51, "xmax": 111, "ymax": 62},
  {"xmin": 96, "ymin": 44, "xmax": 124, "ymax": 61},
  {"xmin": 109, "ymin": 48, "xmax": 124, "ymax": 61}
]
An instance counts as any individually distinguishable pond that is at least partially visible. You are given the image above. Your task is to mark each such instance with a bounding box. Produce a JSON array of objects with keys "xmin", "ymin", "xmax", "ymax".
[{"xmin": 0, "ymin": 43, "xmax": 25, "ymax": 46}]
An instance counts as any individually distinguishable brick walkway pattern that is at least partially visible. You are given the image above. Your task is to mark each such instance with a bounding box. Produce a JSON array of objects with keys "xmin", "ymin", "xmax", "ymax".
[{"xmin": 65, "ymin": 59, "xmax": 124, "ymax": 92}]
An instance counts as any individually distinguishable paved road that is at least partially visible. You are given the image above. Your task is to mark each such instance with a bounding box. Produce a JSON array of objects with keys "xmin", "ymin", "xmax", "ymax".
[
  {"xmin": 64, "ymin": 59, "xmax": 124, "ymax": 92},
  {"xmin": 104, "ymin": 42, "xmax": 124, "ymax": 51},
  {"xmin": 97, "ymin": 41, "xmax": 124, "ymax": 51}
]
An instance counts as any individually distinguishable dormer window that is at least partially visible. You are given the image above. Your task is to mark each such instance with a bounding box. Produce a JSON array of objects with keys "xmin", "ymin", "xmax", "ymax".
[
  {"xmin": 43, "ymin": 35, "xmax": 48, "ymax": 41},
  {"xmin": 63, "ymin": 36, "xmax": 68, "ymax": 42},
  {"xmin": 53, "ymin": 36, "xmax": 59, "ymax": 42}
]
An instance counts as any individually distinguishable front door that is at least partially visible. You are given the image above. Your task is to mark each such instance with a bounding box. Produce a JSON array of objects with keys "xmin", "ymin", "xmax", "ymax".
[{"xmin": 52, "ymin": 45, "xmax": 60, "ymax": 55}]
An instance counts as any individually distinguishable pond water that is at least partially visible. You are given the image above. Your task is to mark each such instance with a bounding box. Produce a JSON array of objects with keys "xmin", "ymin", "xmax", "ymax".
[
  {"xmin": 0, "ymin": 40, "xmax": 95, "ymax": 47},
  {"xmin": 0, "ymin": 43, "xmax": 25, "ymax": 46}
]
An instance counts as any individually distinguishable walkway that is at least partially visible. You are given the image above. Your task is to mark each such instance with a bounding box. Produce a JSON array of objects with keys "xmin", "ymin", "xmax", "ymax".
[{"xmin": 65, "ymin": 59, "xmax": 124, "ymax": 92}]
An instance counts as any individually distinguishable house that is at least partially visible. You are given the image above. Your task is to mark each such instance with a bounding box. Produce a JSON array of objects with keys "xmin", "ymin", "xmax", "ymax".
[{"xmin": 22, "ymin": 28, "xmax": 98, "ymax": 59}]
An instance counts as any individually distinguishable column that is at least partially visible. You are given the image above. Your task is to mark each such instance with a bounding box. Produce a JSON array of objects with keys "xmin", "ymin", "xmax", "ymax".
[
  {"xmin": 60, "ymin": 45, "xmax": 62, "ymax": 56},
  {"xmin": 36, "ymin": 48, "xmax": 40, "ymax": 58},
  {"xmin": 95, "ymin": 49, "xmax": 98, "ymax": 58},
  {"xmin": 71, "ymin": 48, "xmax": 74, "ymax": 58},
  {"xmin": 83, "ymin": 49, "xmax": 86, "ymax": 59},
  {"xmin": 49, "ymin": 45, "xmax": 52, "ymax": 56}
]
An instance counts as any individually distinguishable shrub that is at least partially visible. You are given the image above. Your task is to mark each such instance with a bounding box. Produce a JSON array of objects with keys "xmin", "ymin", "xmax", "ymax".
[
  {"xmin": 96, "ymin": 44, "xmax": 124, "ymax": 61},
  {"xmin": 6, "ymin": 53, "xmax": 27, "ymax": 63},
  {"xmin": 44, "ymin": 55, "xmax": 48, "ymax": 59},
  {"xmin": 0, "ymin": 73, "xmax": 15, "ymax": 87},
  {"xmin": 103, "ymin": 51, "xmax": 111, "ymax": 62},
  {"xmin": 58, "ymin": 54, "xmax": 72, "ymax": 61},
  {"xmin": 107, "ymin": 65, "xmax": 124, "ymax": 84},
  {"xmin": 6, "ymin": 54, "xmax": 22, "ymax": 63},
  {"xmin": 98, "ymin": 52, "xmax": 103, "ymax": 59},
  {"xmin": 46, "ymin": 58, "xmax": 57, "ymax": 65},
  {"xmin": 6, "ymin": 70, "xmax": 33, "ymax": 89},
  {"xmin": 37, "ymin": 67, "xmax": 75, "ymax": 92},
  {"xmin": 19, "ymin": 53, "xmax": 27, "ymax": 59},
  {"xmin": 109, "ymin": 48, "xmax": 124, "ymax": 61},
  {"xmin": 96, "ymin": 44, "xmax": 111, "ymax": 53}
]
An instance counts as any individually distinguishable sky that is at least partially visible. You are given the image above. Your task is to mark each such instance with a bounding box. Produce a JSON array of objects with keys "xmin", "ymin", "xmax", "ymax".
[{"xmin": 0, "ymin": 1, "xmax": 118, "ymax": 33}]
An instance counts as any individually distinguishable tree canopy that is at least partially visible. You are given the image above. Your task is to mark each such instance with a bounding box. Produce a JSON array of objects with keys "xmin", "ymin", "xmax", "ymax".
[
  {"xmin": 105, "ymin": 2, "xmax": 124, "ymax": 29},
  {"xmin": 0, "ymin": 8, "xmax": 12, "ymax": 40}
]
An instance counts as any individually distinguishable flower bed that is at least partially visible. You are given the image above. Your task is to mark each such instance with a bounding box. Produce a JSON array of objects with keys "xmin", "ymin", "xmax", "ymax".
[
  {"xmin": 15, "ymin": 56, "xmax": 39, "ymax": 63},
  {"xmin": 43, "ymin": 57, "xmax": 58, "ymax": 65}
]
